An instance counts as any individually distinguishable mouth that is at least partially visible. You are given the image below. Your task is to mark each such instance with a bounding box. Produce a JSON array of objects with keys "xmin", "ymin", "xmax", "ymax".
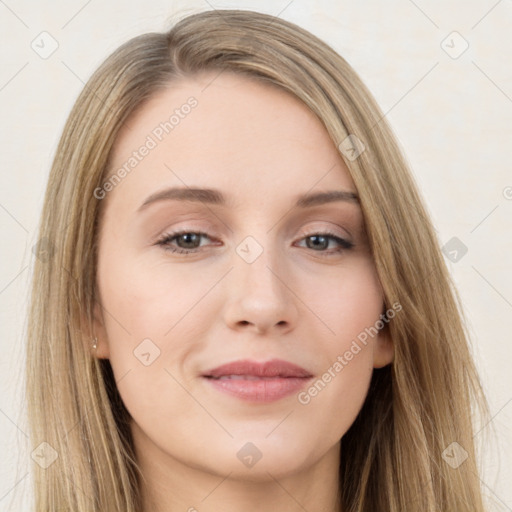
[
  {"xmin": 202, "ymin": 358, "xmax": 313, "ymax": 379},
  {"xmin": 207, "ymin": 375, "xmax": 298, "ymax": 381},
  {"xmin": 202, "ymin": 359, "xmax": 313, "ymax": 402}
]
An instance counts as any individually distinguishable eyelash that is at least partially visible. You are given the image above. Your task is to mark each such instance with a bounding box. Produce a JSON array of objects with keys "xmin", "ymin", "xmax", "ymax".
[{"xmin": 155, "ymin": 229, "xmax": 354, "ymax": 257}]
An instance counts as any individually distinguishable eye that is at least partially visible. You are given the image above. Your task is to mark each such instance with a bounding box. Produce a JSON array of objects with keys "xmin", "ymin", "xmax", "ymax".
[
  {"xmin": 155, "ymin": 230, "xmax": 214, "ymax": 254},
  {"xmin": 155, "ymin": 229, "xmax": 354, "ymax": 256},
  {"xmin": 294, "ymin": 230, "xmax": 354, "ymax": 257}
]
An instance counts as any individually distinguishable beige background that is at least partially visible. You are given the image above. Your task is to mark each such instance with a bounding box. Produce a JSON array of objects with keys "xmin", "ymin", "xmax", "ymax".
[{"xmin": 0, "ymin": 0, "xmax": 511, "ymax": 510}]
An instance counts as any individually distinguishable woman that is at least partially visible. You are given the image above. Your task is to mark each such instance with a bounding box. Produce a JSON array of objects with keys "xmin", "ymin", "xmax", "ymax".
[{"xmin": 26, "ymin": 9, "xmax": 490, "ymax": 511}]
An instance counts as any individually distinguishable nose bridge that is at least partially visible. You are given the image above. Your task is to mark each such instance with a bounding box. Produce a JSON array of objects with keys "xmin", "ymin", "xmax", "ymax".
[
  {"xmin": 223, "ymin": 231, "xmax": 298, "ymax": 333},
  {"xmin": 234, "ymin": 232, "xmax": 287, "ymax": 298}
]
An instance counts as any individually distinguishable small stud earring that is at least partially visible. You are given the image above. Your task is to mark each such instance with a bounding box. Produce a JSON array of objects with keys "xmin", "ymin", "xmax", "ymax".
[{"xmin": 92, "ymin": 337, "xmax": 98, "ymax": 350}]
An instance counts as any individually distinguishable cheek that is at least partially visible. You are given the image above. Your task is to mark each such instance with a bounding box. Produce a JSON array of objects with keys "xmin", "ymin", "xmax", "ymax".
[
  {"xmin": 96, "ymin": 243, "xmax": 218, "ymax": 418},
  {"xmin": 97, "ymin": 234, "xmax": 213, "ymax": 344},
  {"xmin": 301, "ymin": 351, "xmax": 374, "ymax": 451},
  {"xmin": 304, "ymin": 255, "xmax": 384, "ymax": 342},
  {"xmin": 294, "ymin": 257, "xmax": 382, "ymax": 431},
  {"xmin": 296, "ymin": 326, "xmax": 376, "ymax": 448}
]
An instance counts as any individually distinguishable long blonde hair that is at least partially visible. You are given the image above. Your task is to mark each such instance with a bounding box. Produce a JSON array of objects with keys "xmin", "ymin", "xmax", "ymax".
[{"xmin": 25, "ymin": 9, "xmax": 490, "ymax": 511}]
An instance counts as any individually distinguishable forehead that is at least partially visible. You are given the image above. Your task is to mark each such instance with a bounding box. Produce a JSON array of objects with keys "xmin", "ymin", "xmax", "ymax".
[{"xmin": 105, "ymin": 71, "xmax": 357, "ymax": 212}]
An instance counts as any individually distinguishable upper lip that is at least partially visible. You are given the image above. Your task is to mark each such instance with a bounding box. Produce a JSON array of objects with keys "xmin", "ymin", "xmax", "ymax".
[{"xmin": 202, "ymin": 359, "xmax": 313, "ymax": 379}]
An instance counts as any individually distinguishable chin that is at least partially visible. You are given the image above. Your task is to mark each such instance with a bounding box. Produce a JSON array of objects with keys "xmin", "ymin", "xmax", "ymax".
[{"xmin": 189, "ymin": 436, "xmax": 317, "ymax": 481}]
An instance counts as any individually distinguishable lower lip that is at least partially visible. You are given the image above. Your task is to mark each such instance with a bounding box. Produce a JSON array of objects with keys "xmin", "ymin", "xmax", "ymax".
[{"xmin": 203, "ymin": 376, "xmax": 312, "ymax": 403}]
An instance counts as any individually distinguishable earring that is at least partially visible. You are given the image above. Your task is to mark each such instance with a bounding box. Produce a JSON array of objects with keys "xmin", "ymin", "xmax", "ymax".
[{"xmin": 92, "ymin": 337, "xmax": 98, "ymax": 350}]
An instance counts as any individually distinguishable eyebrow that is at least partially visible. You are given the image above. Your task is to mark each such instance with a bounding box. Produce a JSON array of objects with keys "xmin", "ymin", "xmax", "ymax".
[{"xmin": 138, "ymin": 187, "xmax": 360, "ymax": 212}]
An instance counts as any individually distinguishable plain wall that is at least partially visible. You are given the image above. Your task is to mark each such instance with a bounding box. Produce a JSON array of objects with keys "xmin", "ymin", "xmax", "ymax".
[{"xmin": 0, "ymin": 0, "xmax": 510, "ymax": 510}]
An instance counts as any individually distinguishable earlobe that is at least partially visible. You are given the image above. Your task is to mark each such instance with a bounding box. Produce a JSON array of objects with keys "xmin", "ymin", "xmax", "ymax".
[
  {"xmin": 373, "ymin": 328, "xmax": 394, "ymax": 369},
  {"xmin": 88, "ymin": 299, "xmax": 110, "ymax": 359},
  {"xmin": 91, "ymin": 335, "xmax": 110, "ymax": 359}
]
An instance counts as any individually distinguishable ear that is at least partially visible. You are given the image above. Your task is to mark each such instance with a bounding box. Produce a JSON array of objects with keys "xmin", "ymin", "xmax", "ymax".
[
  {"xmin": 81, "ymin": 297, "xmax": 110, "ymax": 359},
  {"xmin": 373, "ymin": 322, "xmax": 394, "ymax": 369}
]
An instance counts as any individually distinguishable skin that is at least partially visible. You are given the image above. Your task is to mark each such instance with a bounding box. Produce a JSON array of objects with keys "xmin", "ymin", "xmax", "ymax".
[{"xmin": 92, "ymin": 71, "xmax": 394, "ymax": 512}]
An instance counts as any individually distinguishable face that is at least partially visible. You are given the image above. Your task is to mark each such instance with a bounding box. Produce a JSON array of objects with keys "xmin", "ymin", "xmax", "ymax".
[{"xmin": 93, "ymin": 71, "xmax": 393, "ymax": 483}]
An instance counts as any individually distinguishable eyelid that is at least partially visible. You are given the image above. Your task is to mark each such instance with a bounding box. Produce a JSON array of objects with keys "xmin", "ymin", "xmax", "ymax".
[
  {"xmin": 296, "ymin": 223, "xmax": 352, "ymax": 241},
  {"xmin": 149, "ymin": 221, "xmax": 213, "ymax": 244}
]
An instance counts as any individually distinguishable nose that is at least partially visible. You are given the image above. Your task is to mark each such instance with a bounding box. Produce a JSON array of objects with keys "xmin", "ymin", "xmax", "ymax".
[{"xmin": 222, "ymin": 241, "xmax": 299, "ymax": 335}]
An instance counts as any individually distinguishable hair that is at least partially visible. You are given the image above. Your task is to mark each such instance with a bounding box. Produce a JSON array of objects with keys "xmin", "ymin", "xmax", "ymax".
[{"xmin": 25, "ymin": 8, "xmax": 491, "ymax": 511}]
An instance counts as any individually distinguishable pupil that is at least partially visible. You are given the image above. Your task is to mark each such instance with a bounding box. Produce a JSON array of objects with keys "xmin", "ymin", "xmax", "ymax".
[
  {"xmin": 308, "ymin": 235, "xmax": 327, "ymax": 250},
  {"xmin": 180, "ymin": 233, "xmax": 199, "ymax": 248}
]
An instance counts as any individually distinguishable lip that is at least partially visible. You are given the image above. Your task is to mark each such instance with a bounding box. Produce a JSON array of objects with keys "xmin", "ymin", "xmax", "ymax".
[{"xmin": 202, "ymin": 359, "xmax": 313, "ymax": 403}]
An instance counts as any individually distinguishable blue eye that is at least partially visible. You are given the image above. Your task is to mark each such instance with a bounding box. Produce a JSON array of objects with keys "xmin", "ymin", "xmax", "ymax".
[{"xmin": 155, "ymin": 229, "xmax": 354, "ymax": 256}]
